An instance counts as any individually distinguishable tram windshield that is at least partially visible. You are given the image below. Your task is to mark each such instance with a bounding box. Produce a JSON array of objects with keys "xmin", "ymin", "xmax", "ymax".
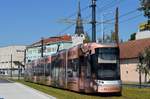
[
  {"xmin": 97, "ymin": 63, "xmax": 120, "ymax": 80},
  {"xmin": 97, "ymin": 47, "xmax": 119, "ymax": 61},
  {"xmin": 95, "ymin": 47, "xmax": 120, "ymax": 80}
]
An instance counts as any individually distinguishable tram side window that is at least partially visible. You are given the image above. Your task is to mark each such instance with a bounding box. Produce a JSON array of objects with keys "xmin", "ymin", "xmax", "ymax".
[
  {"xmin": 68, "ymin": 60, "xmax": 72, "ymax": 77},
  {"xmin": 34, "ymin": 66, "xmax": 37, "ymax": 76},
  {"xmin": 55, "ymin": 59, "xmax": 61, "ymax": 79},
  {"xmin": 86, "ymin": 59, "xmax": 91, "ymax": 78},
  {"xmin": 68, "ymin": 59, "xmax": 79, "ymax": 78},
  {"xmin": 51, "ymin": 60, "xmax": 56, "ymax": 78},
  {"xmin": 31, "ymin": 65, "xmax": 34, "ymax": 76},
  {"xmin": 37, "ymin": 64, "xmax": 43, "ymax": 76},
  {"xmin": 37, "ymin": 64, "xmax": 40, "ymax": 76},
  {"xmin": 41, "ymin": 64, "xmax": 44, "ymax": 76},
  {"xmin": 59, "ymin": 60, "xmax": 65, "ymax": 77},
  {"xmin": 45, "ymin": 63, "xmax": 51, "ymax": 76},
  {"xmin": 33, "ymin": 66, "xmax": 35, "ymax": 76}
]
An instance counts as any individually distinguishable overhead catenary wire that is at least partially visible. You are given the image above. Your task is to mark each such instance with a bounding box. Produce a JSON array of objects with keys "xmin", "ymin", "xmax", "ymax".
[
  {"xmin": 83, "ymin": 9, "xmax": 141, "ymax": 34},
  {"xmin": 57, "ymin": 3, "xmax": 90, "ymax": 34},
  {"xmin": 95, "ymin": 11, "xmax": 142, "ymax": 38},
  {"xmin": 59, "ymin": 23, "xmax": 75, "ymax": 35},
  {"xmin": 101, "ymin": 14, "xmax": 143, "ymax": 25},
  {"xmin": 66, "ymin": 5, "xmax": 90, "ymax": 19},
  {"xmin": 119, "ymin": 14, "xmax": 143, "ymax": 24},
  {"xmin": 119, "ymin": 8, "xmax": 139, "ymax": 18},
  {"xmin": 96, "ymin": 8, "xmax": 139, "ymax": 25},
  {"xmin": 97, "ymin": 0, "xmax": 125, "ymax": 13}
]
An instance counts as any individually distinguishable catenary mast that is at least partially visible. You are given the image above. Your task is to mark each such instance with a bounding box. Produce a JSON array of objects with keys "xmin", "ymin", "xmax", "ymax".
[{"xmin": 91, "ymin": 0, "xmax": 97, "ymax": 42}]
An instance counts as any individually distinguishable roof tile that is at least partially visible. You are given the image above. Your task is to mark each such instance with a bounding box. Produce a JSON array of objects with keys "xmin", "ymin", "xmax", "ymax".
[{"xmin": 120, "ymin": 38, "xmax": 150, "ymax": 59}]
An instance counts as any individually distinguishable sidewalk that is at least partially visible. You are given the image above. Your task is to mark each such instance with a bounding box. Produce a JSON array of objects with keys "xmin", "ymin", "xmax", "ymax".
[{"xmin": 0, "ymin": 79, "xmax": 56, "ymax": 99}]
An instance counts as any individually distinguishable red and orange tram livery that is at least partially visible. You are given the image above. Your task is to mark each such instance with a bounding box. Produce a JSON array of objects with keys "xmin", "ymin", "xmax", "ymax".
[{"xmin": 25, "ymin": 42, "xmax": 122, "ymax": 94}]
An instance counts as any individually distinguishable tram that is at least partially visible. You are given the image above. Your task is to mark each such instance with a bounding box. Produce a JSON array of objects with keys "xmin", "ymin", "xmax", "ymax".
[{"xmin": 25, "ymin": 42, "xmax": 122, "ymax": 94}]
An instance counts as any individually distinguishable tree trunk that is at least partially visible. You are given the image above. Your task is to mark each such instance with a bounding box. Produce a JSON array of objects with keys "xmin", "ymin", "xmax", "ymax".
[
  {"xmin": 139, "ymin": 68, "xmax": 142, "ymax": 88},
  {"xmin": 145, "ymin": 72, "xmax": 147, "ymax": 83}
]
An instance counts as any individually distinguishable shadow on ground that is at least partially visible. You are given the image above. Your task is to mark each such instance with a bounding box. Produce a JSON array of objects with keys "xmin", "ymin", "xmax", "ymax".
[{"xmin": 0, "ymin": 77, "xmax": 13, "ymax": 83}]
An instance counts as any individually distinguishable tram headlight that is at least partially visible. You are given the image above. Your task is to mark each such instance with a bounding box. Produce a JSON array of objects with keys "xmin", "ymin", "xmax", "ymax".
[
  {"xmin": 90, "ymin": 82, "xmax": 93, "ymax": 87},
  {"xmin": 94, "ymin": 80, "xmax": 103, "ymax": 86},
  {"xmin": 93, "ymin": 85, "xmax": 97, "ymax": 91}
]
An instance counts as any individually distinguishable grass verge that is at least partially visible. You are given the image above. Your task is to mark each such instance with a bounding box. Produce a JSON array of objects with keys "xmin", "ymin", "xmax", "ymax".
[{"xmin": 11, "ymin": 79, "xmax": 150, "ymax": 99}]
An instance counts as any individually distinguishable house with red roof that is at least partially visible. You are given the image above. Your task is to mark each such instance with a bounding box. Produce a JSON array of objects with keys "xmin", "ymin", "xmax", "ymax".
[
  {"xmin": 120, "ymin": 38, "xmax": 150, "ymax": 82},
  {"xmin": 26, "ymin": 34, "xmax": 85, "ymax": 62},
  {"xmin": 26, "ymin": 35, "xmax": 73, "ymax": 62}
]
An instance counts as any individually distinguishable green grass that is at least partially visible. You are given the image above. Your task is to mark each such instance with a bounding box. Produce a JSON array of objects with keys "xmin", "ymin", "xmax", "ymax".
[{"xmin": 11, "ymin": 79, "xmax": 150, "ymax": 99}]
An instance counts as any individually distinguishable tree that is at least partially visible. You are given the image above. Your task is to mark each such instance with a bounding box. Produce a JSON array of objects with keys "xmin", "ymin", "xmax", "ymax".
[
  {"xmin": 140, "ymin": 0, "xmax": 150, "ymax": 19},
  {"xmin": 111, "ymin": 31, "xmax": 116, "ymax": 42},
  {"xmin": 83, "ymin": 33, "xmax": 91, "ymax": 43},
  {"xmin": 129, "ymin": 33, "xmax": 136, "ymax": 41},
  {"xmin": 143, "ymin": 46, "xmax": 150, "ymax": 82},
  {"xmin": 105, "ymin": 34, "xmax": 111, "ymax": 43},
  {"xmin": 137, "ymin": 52, "xmax": 144, "ymax": 87},
  {"xmin": 137, "ymin": 46, "xmax": 150, "ymax": 83}
]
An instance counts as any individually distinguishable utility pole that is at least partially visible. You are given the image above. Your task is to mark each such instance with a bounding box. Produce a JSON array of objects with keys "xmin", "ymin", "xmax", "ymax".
[
  {"xmin": 24, "ymin": 49, "xmax": 26, "ymax": 72},
  {"xmin": 91, "ymin": 0, "xmax": 96, "ymax": 42},
  {"xmin": 18, "ymin": 65, "xmax": 20, "ymax": 80},
  {"xmin": 10, "ymin": 54, "xmax": 12, "ymax": 78},
  {"xmin": 41, "ymin": 37, "xmax": 44, "ymax": 57},
  {"xmin": 115, "ymin": 7, "xmax": 119, "ymax": 45}
]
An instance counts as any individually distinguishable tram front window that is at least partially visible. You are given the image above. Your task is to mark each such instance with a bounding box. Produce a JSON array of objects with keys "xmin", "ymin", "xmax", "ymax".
[
  {"xmin": 95, "ymin": 47, "xmax": 120, "ymax": 80},
  {"xmin": 97, "ymin": 63, "xmax": 120, "ymax": 80},
  {"xmin": 97, "ymin": 47, "xmax": 119, "ymax": 60}
]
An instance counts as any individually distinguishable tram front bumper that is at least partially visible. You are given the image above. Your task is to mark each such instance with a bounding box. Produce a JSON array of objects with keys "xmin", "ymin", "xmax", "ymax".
[{"xmin": 97, "ymin": 85, "xmax": 121, "ymax": 93}]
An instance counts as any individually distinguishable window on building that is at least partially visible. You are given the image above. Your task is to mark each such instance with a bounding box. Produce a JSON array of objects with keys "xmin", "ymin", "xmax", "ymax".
[
  {"xmin": 47, "ymin": 48, "xmax": 51, "ymax": 52},
  {"xmin": 38, "ymin": 49, "xmax": 41, "ymax": 53}
]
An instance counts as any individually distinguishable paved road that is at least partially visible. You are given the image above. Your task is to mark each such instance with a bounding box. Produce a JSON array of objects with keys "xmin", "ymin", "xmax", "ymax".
[{"xmin": 0, "ymin": 79, "xmax": 56, "ymax": 99}]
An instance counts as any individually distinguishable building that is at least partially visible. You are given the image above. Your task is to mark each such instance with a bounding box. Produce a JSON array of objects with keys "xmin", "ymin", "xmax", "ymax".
[
  {"xmin": 26, "ymin": 35, "xmax": 72, "ymax": 62},
  {"xmin": 0, "ymin": 45, "xmax": 26, "ymax": 76},
  {"xmin": 120, "ymin": 38, "xmax": 150, "ymax": 82},
  {"xmin": 136, "ymin": 21, "xmax": 150, "ymax": 40},
  {"xmin": 136, "ymin": 30, "xmax": 150, "ymax": 40},
  {"xmin": 74, "ymin": 1, "xmax": 84, "ymax": 36}
]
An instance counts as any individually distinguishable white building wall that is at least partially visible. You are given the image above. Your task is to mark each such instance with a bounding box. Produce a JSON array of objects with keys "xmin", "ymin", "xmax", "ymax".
[
  {"xmin": 120, "ymin": 58, "xmax": 149, "ymax": 83},
  {"xmin": 71, "ymin": 34, "xmax": 85, "ymax": 46},
  {"xmin": 26, "ymin": 42, "xmax": 72, "ymax": 62},
  {"xmin": 0, "ymin": 46, "xmax": 26, "ymax": 75},
  {"xmin": 26, "ymin": 34, "xmax": 85, "ymax": 62},
  {"xmin": 136, "ymin": 30, "xmax": 150, "ymax": 40}
]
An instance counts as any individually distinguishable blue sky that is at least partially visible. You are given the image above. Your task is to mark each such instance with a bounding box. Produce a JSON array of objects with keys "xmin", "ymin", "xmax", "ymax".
[{"xmin": 0, "ymin": 0, "xmax": 147, "ymax": 46}]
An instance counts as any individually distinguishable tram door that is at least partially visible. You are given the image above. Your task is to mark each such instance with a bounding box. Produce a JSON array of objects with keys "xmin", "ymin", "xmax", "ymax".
[{"xmin": 79, "ymin": 56, "xmax": 86, "ymax": 91}]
